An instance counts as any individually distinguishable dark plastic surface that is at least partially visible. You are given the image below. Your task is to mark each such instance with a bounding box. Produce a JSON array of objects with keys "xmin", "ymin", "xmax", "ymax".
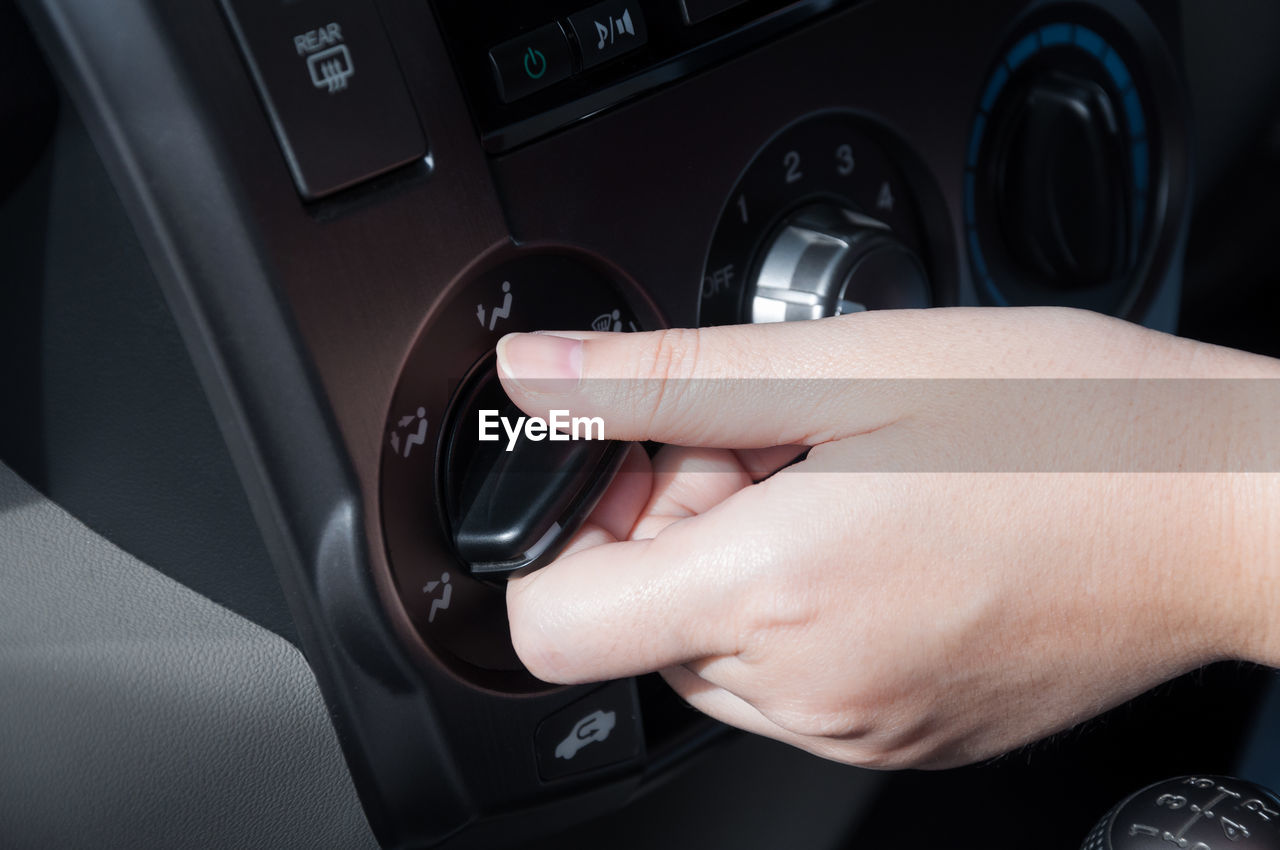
[
  {"xmin": 431, "ymin": 0, "xmax": 848, "ymax": 150},
  {"xmin": 220, "ymin": 0, "xmax": 427, "ymax": 199},
  {"xmin": 444, "ymin": 362, "xmax": 630, "ymax": 576},
  {"xmin": 837, "ymin": 238, "xmax": 932, "ymax": 313},
  {"xmin": 680, "ymin": 0, "xmax": 749, "ymax": 26},
  {"xmin": 0, "ymin": 0, "xmax": 56, "ymax": 200}
]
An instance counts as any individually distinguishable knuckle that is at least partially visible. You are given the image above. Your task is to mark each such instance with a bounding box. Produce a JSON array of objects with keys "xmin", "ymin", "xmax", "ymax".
[
  {"xmin": 642, "ymin": 327, "xmax": 704, "ymax": 384},
  {"xmin": 730, "ymin": 572, "xmax": 816, "ymax": 658},
  {"xmin": 844, "ymin": 735, "xmax": 932, "ymax": 770},
  {"xmin": 766, "ymin": 701, "xmax": 865, "ymax": 740},
  {"xmin": 836, "ymin": 743, "xmax": 910, "ymax": 771},
  {"xmin": 764, "ymin": 700, "xmax": 927, "ymax": 770},
  {"xmin": 633, "ymin": 328, "xmax": 707, "ymax": 439}
]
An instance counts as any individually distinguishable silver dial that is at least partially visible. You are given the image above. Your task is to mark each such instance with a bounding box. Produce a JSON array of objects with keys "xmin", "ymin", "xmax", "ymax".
[{"xmin": 748, "ymin": 203, "xmax": 931, "ymax": 323}]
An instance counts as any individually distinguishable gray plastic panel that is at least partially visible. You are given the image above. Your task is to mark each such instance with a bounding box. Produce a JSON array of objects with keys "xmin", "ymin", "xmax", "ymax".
[
  {"xmin": 0, "ymin": 461, "xmax": 378, "ymax": 850},
  {"xmin": 0, "ymin": 102, "xmax": 297, "ymax": 645}
]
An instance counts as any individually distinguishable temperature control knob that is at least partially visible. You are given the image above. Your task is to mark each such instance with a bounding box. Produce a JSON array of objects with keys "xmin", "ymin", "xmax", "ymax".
[
  {"xmin": 994, "ymin": 72, "xmax": 1132, "ymax": 289},
  {"xmin": 747, "ymin": 203, "xmax": 931, "ymax": 323}
]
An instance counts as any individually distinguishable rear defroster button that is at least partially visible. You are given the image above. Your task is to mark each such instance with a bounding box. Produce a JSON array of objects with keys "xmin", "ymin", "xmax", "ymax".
[{"xmin": 221, "ymin": 0, "xmax": 428, "ymax": 200}]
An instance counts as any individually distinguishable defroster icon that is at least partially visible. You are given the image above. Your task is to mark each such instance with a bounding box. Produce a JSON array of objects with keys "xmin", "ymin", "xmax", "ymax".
[{"xmin": 307, "ymin": 44, "xmax": 354, "ymax": 93}]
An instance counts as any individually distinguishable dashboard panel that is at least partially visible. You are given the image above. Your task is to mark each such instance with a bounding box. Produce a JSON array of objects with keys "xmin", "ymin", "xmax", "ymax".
[{"xmin": 3, "ymin": 0, "xmax": 1249, "ymax": 848}]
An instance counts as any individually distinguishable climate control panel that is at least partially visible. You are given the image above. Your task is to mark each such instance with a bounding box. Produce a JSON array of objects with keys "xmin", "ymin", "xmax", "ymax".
[{"xmin": 700, "ymin": 111, "xmax": 951, "ymax": 327}]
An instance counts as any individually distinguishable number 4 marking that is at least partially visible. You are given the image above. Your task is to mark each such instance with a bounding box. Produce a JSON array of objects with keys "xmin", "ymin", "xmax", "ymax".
[
  {"xmin": 1221, "ymin": 817, "xmax": 1250, "ymax": 840},
  {"xmin": 877, "ymin": 181, "xmax": 895, "ymax": 211}
]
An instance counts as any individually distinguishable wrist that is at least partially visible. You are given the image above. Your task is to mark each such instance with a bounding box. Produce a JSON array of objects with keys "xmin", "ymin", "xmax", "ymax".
[
  {"xmin": 1226, "ymin": 473, "xmax": 1280, "ymax": 667},
  {"xmin": 1158, "ymin": 338, "xmax": 1280, "ymax": 667}
]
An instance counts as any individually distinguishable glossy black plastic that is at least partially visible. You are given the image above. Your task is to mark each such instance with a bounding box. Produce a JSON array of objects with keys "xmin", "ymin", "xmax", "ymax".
[
  {"xmin": 442, "ymin": 360, "xmax": 631, "ymax": 576},
  {"xmin": 431, "ymin": 0, "xmax": 848, "ymax": 150}
]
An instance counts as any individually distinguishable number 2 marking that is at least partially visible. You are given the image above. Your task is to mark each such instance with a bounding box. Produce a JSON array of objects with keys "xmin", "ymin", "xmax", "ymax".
[{"xmin": 784, "ymin": 150, "xmax": 803, "ymax": 184}]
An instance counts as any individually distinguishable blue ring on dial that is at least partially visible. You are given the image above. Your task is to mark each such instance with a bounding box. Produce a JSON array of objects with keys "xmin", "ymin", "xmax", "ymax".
[{"xmin": 964, "ymin": 23, "xmax": 1150, "ymax": 306}]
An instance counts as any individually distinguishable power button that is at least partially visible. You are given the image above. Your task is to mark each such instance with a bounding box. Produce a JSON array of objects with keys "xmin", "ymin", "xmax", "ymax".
[{"xmin": 488, "ymin": 24, "xmax": 573, "ymax": 103}]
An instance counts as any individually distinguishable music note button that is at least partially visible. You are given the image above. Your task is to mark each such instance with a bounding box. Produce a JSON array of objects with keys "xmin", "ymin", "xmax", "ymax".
[{"xmin": 567, "ymin": 2, "xmax": 648, "ymax": 70}]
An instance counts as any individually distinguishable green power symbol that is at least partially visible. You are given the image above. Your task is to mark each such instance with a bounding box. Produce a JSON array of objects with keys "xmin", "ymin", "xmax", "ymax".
[{"xmin": 523, "ymin": 46, "xmax": 547, "ymax": 79}]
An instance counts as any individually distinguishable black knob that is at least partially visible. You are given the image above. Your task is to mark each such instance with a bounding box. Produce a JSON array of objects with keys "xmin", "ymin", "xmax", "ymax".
[
  {"xmin": 441, "ymin": 357, "xmax": 629, "ymax": 578},
  {"xmin": 993, "ymin": 71, "xmax": 1133, "ymax": 289},
  {"xmin": 1083, "ymin": 776, "xmax": 1280, "ymax": 850}
]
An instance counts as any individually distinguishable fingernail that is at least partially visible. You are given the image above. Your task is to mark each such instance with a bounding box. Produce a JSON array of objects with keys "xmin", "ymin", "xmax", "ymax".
[{"xmin": 496, "ymin": 333, "xmax": 583, "ymax": 394}]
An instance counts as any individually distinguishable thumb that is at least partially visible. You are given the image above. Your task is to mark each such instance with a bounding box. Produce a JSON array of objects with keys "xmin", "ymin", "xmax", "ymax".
[{"xmin": 494, "ymin": 317, "xmax": 907, "ymax": 448}]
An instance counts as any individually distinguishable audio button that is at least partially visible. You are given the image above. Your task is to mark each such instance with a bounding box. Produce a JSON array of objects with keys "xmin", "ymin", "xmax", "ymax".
[{"xmin": 567, "ymin": 2, "xmax": 648, "ymax": 70}]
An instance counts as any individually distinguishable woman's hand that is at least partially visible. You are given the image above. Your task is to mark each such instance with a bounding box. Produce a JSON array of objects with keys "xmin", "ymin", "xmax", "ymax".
[{"xmin": 495, "ymin": 307, "xmax": 1280, "ymax": 769}]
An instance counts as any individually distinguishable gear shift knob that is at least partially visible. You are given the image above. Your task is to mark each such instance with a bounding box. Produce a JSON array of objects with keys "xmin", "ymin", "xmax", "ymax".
[{"xmin": 1083, "ymin": 776, "xmax": 1280, "ymax": 850}]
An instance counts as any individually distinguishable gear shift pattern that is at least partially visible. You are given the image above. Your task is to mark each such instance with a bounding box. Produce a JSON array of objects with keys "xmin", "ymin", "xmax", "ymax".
[{"xmin": 1083, "ymin": 776, "xmax": 1280, "ymax": 850}]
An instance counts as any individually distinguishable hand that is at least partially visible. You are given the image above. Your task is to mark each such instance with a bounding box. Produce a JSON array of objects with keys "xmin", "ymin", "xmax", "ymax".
[{"xmin": 495, "ymin": 307, "xmax": 1280, "ymax": 769}]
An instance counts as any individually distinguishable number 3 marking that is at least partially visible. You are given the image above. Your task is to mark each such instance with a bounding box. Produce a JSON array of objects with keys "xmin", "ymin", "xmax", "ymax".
[{"xmin": 836, "ymin": 144, "xmax": 855, "ymax": 176}]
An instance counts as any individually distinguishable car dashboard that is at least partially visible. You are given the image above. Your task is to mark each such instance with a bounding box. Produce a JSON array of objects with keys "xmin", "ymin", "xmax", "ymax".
[{"xmin": 2, "ymin": 0, "xmax": 1280, "ymax": 848}]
